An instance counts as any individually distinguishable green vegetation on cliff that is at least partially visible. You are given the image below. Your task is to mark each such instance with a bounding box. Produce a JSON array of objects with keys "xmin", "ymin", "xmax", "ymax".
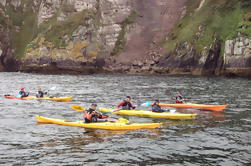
[
  {"xmin": 164, "ymin": 0, "xmax": 251, "ymax": 53},
  {"xmin": 0, "ymin": 1, "xmax": 96, "ymax": 58},
  {"xmin": 111, "ymin": 11, "xmax": 139, "ymax": 56},
  {"xmin": 1, "ymin": 1, "xmax": 38, "ymax": 58},
  {"xmin": 38, "ymin": 9, "xmax": 94, "ymax": 48}
]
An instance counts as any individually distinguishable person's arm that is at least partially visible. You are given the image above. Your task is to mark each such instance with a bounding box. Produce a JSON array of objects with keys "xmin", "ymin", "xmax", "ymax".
[
  {"xmin": 116, "ymin": 101, "xmax": 125, "ymax": 109},
  {"xmin": 129, "ymin": 102, "xmax": 136, "ymax": 109},
  {"xmin": 99, "ymin": 114, "xmax": 109, "ymax": 119},
  {"xmin": 95, "ymin": 112, "xmax": 109, "ymax": 119},
  {"xmin": 84, "ymin": 111, "xmax": 94, "ymax": 120},
  {"xmin": 180, "ymin": 95, "xmax": 184, "ymax": 100}
]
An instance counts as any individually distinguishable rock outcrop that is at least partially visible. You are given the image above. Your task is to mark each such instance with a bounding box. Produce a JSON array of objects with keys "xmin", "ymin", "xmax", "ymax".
[
  {"xmin": 149, "ymin": 0, "xmax": 251, "ymax": 77},
  {"xmin": 221, "ymin": 37, "xmax": 251, "ymax": 77}
]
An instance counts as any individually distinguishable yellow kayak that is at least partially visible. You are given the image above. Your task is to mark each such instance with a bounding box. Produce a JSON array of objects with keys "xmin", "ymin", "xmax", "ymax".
[
  {"xmin": 35, "ymin": 115, "xmax": 162, "ymax": 130},
  {"xmin": 99, "ymin": 108, "xmax": 197, "ymax": 119},
  {"xmin": 31, "ymin": 96, "xmax": 72, "ymax": 102},
  {"xmin": 5, "ymin": 95, "xmax": 72, "ymax": 102}
]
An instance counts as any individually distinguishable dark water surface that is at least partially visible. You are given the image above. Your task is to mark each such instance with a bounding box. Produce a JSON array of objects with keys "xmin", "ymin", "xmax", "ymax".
[{"xmin": 0, "ymin": 72, "xmax": 250, "ymax": 165}]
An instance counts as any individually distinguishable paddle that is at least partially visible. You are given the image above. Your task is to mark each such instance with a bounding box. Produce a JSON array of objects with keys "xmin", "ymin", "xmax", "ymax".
[
  {"xmin": 141, "ymin": 101, "xmax": 153, "ymax": 107},
  {"xmin": 49, "ymin": 86, "xmax": 57, "ymax": 91},
  {"xmin": 71, "ymin": 104, "xmax": 86, "ymax": 111},
  {"xmin": 70, "ymin": 105, "xmax": 129, "ymax": 123},
  {"xmin": 47, "ymin": 86, "xmax": 56, "ymax": 94},
  {"xmin": 44, "ymin": 86, "xmax": 57, "ymax": 97}
]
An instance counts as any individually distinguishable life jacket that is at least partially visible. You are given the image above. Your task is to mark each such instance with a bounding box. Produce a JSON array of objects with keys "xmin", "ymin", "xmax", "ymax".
[
  {"xmin": 151, "ymin": 104, "xmax": 162, "ymax": 112},
  {"xmin": 175, "ymin": 99, "xmax": 183, "ymax": 103},
  {"xmin": 19, "ymin": 91, "xmax": 29, "ymax": 97},
  {"xmin": 121, "ymin": 100, "xmax": 133, "ymax": 110},
  {"xmin": 84, "ymin": 108, "xmax": 108, "ymax": 123},
  {"xmin": 175, "ymin": 95, "xmax": 184, "ymax": 103},
  {"xmin": 36, "ymin": 91, "xmax": 44, "ymax": 98},
  {"xmin": 84, "ymin": 108, "xmax": 95, "ymax": 123}
]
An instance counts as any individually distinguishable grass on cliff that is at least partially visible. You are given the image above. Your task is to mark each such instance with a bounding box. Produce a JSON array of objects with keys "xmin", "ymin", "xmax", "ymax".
[
  {"xmin": 111, "ymin": 11, "xmax": 139, "ymax": 56},
  {"xmin": 38, "ymin": 10, "xmax": 94, "ymax": 48},
  {"xmin": 163, "ymin": 0, "xmax": 251, "ymax": 54},
  {"xmin": 2, "ymin": 1, "xmax": 38, "ymax": 58},
  {"xmin": 0, "ymin": 1, "xmax": 97, "ymax": 58}
]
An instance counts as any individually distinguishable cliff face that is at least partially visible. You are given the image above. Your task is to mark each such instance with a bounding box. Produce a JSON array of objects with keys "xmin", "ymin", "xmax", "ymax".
[
  {"xmin": 221, "ymin": 37, "xmax": 251, "ymax": 77},
  {"xmin": 156, "ymin": 0, "xmax": 251, "ymax": 77},
  {"xmin": 0, "ymin": 0, "xmax": 250, "ymax": 77},
  {"xmin": 0, "ymin": 0, "xmax": 188, "ymax": 74}
]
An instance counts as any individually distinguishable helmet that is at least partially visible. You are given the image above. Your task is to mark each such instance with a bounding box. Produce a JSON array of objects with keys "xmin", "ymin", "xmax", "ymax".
[
  {"xmin": 126, "ymin": 96, "xmax": 131, "ymax": 99},
  {"xmin": 21, "ymin": 88, "xmax": 25, "ymax": 91},
  {"xmin": 91, "ymin": 103, "xmax": 97, "ymax": 106}
]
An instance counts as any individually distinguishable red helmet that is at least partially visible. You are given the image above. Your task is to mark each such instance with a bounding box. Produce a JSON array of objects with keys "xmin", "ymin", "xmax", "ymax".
[{"xmin": 21, "ymin": 88, "xmax": 25, "ymax": 91}]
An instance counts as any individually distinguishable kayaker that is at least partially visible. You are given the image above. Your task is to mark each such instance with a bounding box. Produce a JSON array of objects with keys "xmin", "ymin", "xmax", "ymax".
[
  {"xmin": 151, "ymin": 100, "xmax": 169, "ymax": 113},
  {"xmin": 84, "ymin": 104, "xmax": 109, "ymax": 123},
  {"xmin": 116, "ymin": 96, "xmax": 136, "ymax": 110},
  {"xmin": 18, "ymin": 88, "xmax": 29, "ymax": 97},
  {"xmin": 36, "ymin": 88, "xmax": 47, "ymax": 98},
  {"xmin": 175, "ymin": 92, "xmax": 184, "ymax": 104}
]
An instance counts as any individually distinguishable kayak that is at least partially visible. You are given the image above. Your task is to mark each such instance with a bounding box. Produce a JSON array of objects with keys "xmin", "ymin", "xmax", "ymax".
[
  {"xmin": 35, "ymin": 115, "xmax": 161, "ymax": 130},
  {"xmin": 4, "ymin": 95, "xmax": 72, "ymax": 102},
  {"xmin": 99, "ymin": 108, "xmax": 197, "ymax": 119},
  {"xmin": 159, "ymin": 103, "xmax": 228, "ymax": 111}
]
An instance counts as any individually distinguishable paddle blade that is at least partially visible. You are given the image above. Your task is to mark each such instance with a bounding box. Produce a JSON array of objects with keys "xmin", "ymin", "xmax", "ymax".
[
  {"xmin": 50, "ymin": 86, "xmax": 57, "ymax": 91},
  {"xmin": 116, "ymin": 118, "xmax": 129, "ymax": 123},
  {"xmin": 170, "ymin": 109, "xmax": 176, "ymax": 113},
  {"xmin": 141, "ymin": 101, "xmax": 152, "ymax": 107},
  {"xmin": 71, "ymin": 105, "xmax": 85, "ymax": 111}
]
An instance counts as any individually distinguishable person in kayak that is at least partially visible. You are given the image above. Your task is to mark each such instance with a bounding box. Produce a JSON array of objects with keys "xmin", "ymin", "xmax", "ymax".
[
  {"xmin": 116, "ymin": 96, "xmax": 136, "ymax": 110},
  {"xmin": 36, "ymin": 88, "xmax": 47, "ymax": 98},
  {"xmin": 151, "ymin": 100, "xmax": 169, "ymax": 113},
  {"xmin": 84, "ymin": 104, "xmax": 109, "ymax": 123},
  {"xmin": 175, "ymin": 92, "xmax": 184, "ymax": 103},
  {"xmin": 18, "ymin": 88, "xmax": 29, "ymax": 97}
]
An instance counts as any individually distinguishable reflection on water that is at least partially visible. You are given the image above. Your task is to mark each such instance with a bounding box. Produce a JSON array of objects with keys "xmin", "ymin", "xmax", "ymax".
[{"xmin": 0, "ymin": 72, "xmax": 250, "ymax": 165}]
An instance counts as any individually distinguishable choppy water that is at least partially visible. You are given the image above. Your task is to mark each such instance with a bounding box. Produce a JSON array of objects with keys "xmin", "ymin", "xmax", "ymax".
[{"xmin": 0, "ymin": 72, "xmax": 250, "ymax": 165}]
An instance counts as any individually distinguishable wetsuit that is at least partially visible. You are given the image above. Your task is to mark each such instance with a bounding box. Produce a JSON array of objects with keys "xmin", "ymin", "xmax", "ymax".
[
  {"xmin": 36, "ymin": 91, "xmax": 44, "ymax": 98},
  {"xmin": 151, "ymin": 104, "xmax": 169, "ymax": 113},
  {"xmin": 19, "ymin": 91, "xmax": 29, "ymax": 97},
  {"xmin": 117, "ymin": 100, "xmax": 136, "ymax": 110},
  {"xmin": 84, "ymin": 108, "xmax": 108, "ymax": 123}
]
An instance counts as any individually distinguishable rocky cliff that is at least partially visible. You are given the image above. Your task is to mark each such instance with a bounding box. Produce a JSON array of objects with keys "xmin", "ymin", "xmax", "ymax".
[
  {"xmin": 0, "ymin": 0, "xmax": 250, "ymax": 77},
  {"xmin": 156, "ymin": 0, "xmax": 251, "ymax": 77}
]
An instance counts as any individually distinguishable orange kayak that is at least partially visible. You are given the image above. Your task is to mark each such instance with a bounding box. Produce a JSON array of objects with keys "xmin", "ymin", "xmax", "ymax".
[{"xmin": 159, "ymin": 103, "xmax": 228, "ymax": 111}]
